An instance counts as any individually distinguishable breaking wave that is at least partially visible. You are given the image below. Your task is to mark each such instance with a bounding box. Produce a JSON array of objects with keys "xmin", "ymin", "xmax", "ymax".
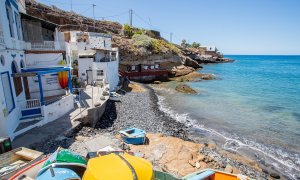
[{"xmin": 156, "ymin": 94, "xmax": 300, "ymax": 180}]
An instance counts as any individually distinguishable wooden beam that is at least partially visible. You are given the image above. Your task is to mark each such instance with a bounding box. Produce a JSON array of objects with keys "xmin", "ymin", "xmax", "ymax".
[{"xmin": 12, "ymin": 72, "xmax": 37, "ymax": 77}]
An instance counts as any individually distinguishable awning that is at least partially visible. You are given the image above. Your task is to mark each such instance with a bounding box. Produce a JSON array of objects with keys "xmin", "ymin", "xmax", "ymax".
[
  {"xmin": 78, "ymin": 50, "xmax": 96, "ymax": 57},
  {"xmin": 20, "ymin": 12, "xmax": 59, "ymax": 30}
]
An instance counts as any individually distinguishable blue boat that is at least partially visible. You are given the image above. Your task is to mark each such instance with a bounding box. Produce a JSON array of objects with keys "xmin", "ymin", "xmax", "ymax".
[
  {"xmin": 36, "ymin": 167, "xmax": 80, "ymax": 180},
  {"xmin": 119, "ymin": 128, "xmax": 146, "ymax": 145}
]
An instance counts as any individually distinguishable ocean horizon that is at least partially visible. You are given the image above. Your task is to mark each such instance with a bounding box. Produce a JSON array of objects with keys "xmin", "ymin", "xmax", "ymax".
[{"xmin": 155, "ymin": 55, "xmax": 300, "ymax": 179}]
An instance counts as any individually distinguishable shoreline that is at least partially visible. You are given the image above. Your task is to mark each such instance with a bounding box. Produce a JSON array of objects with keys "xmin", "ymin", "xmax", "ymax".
[
  {"xmin": 99, "ymin": 83, "xmax": 268, "ymax": 178},
  {"xmin": 150, "ymin": 71, "xmax": 296, "ymax": 179},
  {"xmin": 29, "ymin": 82, "xmax": 271, "ymax": 179}
]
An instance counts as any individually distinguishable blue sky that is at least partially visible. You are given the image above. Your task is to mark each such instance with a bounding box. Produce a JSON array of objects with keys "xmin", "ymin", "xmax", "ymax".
[{"xmin": 38, "ymin": 0, "xmax": 300, "ymax": 55}]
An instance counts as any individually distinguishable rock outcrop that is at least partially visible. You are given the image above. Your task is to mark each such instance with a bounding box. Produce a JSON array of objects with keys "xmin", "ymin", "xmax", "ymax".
[
  {"xmin": 129, "ymin": 134, "xmax": 263, "ymax": 178},
  {"xmin": 175, "ymin": 84, "xmax": 197, "ymax": 94}
]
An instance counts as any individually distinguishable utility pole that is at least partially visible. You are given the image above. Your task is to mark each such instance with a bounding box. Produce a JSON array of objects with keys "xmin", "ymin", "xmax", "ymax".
[
  {"xmin": 148, "ymin": 17, "xmax": 151, "ymax": 29},
  {"xmin": 129, "ymin": 9, "xmax": 133, "ymax": 27},
  {"xmin": 170, "ymin": 32, "xmax": 173, "ymax": 43},
  {"xmin": 71, "ymin": 0, "xmax": 73, "ymax": 11},
  {"xmin": 92, "ymin": 4, "xmax": 96, "ymax": 31}
]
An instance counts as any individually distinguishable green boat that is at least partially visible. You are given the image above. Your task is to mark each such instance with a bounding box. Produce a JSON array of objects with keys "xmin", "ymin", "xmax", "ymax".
[
  {"xmin": 43, "ymin": 148, "xmax": 87, "ymax": 167},
  {"xmin": 37, "ymin": 148, "xmax": 88, "ymax": 179},
  {"xmin": 154, "ymin": 170, "xmax": 180, "ymax": 180}
]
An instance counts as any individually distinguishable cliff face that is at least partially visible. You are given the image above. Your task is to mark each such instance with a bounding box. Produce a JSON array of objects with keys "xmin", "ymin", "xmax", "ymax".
[
  {"xmin": 25, "ymin": 0, "xmax": 234, "ymax": 79},
  {"xmin": 24, "ymin": 0, "xmax": 203, "ymax": 72}
]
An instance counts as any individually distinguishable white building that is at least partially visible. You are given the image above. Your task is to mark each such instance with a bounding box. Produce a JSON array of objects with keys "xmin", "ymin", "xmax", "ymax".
[
  {"xmin": 0, "ymin": 0, "xmax": 26, "ymax": 138},
  {"xmin": 65, "ymin": 31, "xmax": 119, "ymax": 91},
  {"xmin": 0, "ymin": 0, "xmax": 74, "ymax": 139}
]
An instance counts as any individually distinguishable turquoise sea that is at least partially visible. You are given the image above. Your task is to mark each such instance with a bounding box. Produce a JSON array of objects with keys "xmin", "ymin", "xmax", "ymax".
[{"xmin": 155, "ymin": 55, "xmax": 300, "ymax": 179}]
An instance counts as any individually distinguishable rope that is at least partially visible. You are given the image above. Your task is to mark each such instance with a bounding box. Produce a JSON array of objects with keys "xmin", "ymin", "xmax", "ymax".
[{"xmin": 115, "ymin": 154, "xmax": 138, "ymax": 180}]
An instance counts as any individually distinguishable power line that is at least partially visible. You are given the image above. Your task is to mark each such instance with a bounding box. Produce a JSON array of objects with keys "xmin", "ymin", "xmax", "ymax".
[{"xmin": 92, "ymin": 11, "xmax": 128, "ymax": 20}]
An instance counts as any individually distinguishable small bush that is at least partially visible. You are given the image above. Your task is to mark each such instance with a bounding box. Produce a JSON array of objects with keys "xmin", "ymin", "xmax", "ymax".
[
  {"xmin": 134, "ymin": 28, "xmax": 144, "ymax": 35},
  {"xmin": 132, "ymin": 34, "xmax": 153, "ymax": 49},
  {"xmin": 123, "ymin": 24, "xmax": 134, "ymax": 38}
]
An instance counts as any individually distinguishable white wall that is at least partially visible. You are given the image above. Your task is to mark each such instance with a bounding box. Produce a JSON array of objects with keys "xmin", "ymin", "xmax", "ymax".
[
  {"xmin": 78, "ymin": 58, "xmax": 93, "ymax": 81},
  {"xmin": 78, "ymin": 58, "xmax": 119, "ymax": 90},
  {"xmin": 25, "ymin": 53, "xmax": 64, "ymax": 68},
  {"xmin": 0, "ymin": 49, "xmax": 26, "ymax": 138},
  {"xmin": 69, "ymin": 31, "xmax": 112, "ymax": 51},
  {"xmin": 41, "ymin": 95, "xmax": 74, "ymax": 125},
  {"xmin": 0, "ymin": 0, "xmax": 23, "ymax": 50},
  {"xmin": 25, "ymin": 53, "xmax": 66, "ymax": 98}
]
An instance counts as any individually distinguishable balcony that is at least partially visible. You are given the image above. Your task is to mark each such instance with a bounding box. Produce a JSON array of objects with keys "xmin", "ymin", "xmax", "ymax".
[{"xmin": 24, "ymin": 41, "xmax": 65, "ymax": 51}]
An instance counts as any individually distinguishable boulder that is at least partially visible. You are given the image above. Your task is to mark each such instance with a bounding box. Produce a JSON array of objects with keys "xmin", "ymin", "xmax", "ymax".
[
  {"xmin": 198, "ymin": 162, "xmax": 208, "ymax": 169},
  {"xmin": 175, "ymin": 84, "xmax": 197, "ymax": 94},
  {"xmin": 171, "ymin": 65, "xmax": 195, "ymax": 77},
  {"xmin": 184, "ymin": 57, "xmax": 202, "ymax": 69},
  {"xmin": 225, "ymin": 164, "xmax": 233, "ymax": 173}
]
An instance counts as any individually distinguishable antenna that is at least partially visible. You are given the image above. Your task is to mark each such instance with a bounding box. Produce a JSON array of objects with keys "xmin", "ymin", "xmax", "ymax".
[
  {"xmin": 129, "ymin": 9, "xmax": 133, "ymax": 27},
  {"xmin": 92, "ymin": 4, "xmax": 96, "ymax": 31}
]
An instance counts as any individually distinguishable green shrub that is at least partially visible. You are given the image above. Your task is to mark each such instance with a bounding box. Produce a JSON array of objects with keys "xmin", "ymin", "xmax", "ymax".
[
  {"xmin": 134, "ymin": 28, "xmax": 144, "ymax": 35},
  {"xmin": 123, "ymin": 24, "xmax": 134, "ymax": 38},
  {"xmin": 132, "ymin": 34, "xmax": 153, "ymax": 49}
]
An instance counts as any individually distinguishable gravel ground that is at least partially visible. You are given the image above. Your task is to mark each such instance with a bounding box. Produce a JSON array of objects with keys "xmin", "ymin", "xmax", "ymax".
[
  {"xmin": 29, "ymin": 83, "xmax": 270, "ymax": 179},
  {"xmin": 91, "ymin": 84, "xmax": 188, "ymax": 138}
]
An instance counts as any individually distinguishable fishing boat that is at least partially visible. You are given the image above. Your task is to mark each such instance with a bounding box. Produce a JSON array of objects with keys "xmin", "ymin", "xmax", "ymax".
[
  {"xmin": 0, "ymin": 147, "xmax": 43, "ymax": 179},
  {"xmin": 109, "ymin": 91, "xmax": 121, "ymax": 101},
  {"xmin": 37, "ymin": 148, "xmax": 88, "ymax": 179},
  {"xmin": 83, "ymin": 152, "xmax": 153, "ymax": 180},
  {"xmin": 8, "ymin": 157, "xmax": 48, "ymax": 180},
  {"xmin": 119, "ymin": 128, "xmax": 146, "ymax": 145},
  {"xmin": 182, "ymin": 169, "xmax": 251, "ymax": 180}
]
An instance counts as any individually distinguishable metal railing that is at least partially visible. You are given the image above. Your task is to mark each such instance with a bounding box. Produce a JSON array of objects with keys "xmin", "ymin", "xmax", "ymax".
[
  {"xmin": 20, "ymin": 99, "xmax": 41, "ymax": 110},
  {"xmin": 31, "ymin": 41, "xmax": 55, "ymax": 50}
]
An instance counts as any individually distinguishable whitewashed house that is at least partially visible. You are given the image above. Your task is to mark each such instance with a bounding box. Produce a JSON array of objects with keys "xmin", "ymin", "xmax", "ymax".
[
  {"xmin": 0, "ymin": 0, "xmax": 26, "ymax": 138},
  {"xmin": 65, "ymin": 31, "xmax": 119, "ymax": 91},
  {"xmin": 0, "ymin": 0, "xmax": 74, "ymax": 139}
]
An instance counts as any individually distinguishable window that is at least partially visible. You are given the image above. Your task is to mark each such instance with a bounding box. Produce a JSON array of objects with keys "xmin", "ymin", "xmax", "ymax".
[
  {"xmin": 14, "ymin": 12, "xmax": 21, "ymax": 40},
  {"xmin": 155, "ymin": 64, "xmax": 159, "ymax": 69},
  {"xmin": 1, "ymin": 72, "xmax": 15, "ymax": 114},
  {"xmin": 5, "ymin": 1, "xmax": 14, "ymax": 38},
  {"xmin": 20, "ymin": 60, "xmax": 25, "ymax": 69},
  {"xmin": 150, "ymin": 65, "xmax": 154, "ymax": 70},
  {"xmin": 97, "ymin": 70, "xmax": 104, "ymax": 76},
  {"xmin": 0, "ymin": 55, "xmax": 5, "ymax": 66},
  {"xmin": 11, "ymin": 61, "xmax": 23, "ymax": 96},
  {"xmin": 143, "ymin": 65, "xmax": 148, "ymax": 70},
  {"xmin": 131, "ymin": 65, "xmax": 136, "ymax": 71}
]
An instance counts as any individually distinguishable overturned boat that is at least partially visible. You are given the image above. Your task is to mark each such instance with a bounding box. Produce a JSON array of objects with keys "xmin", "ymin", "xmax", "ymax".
[{"xmin": 119, "ymin": 128, "xmax": 146, "ymax": 145}]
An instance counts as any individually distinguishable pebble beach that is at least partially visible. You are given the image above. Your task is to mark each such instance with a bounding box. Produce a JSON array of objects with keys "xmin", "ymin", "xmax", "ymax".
[{"xmin": 29, "ymin": 83, "xmax": 273, "ymax": 179}]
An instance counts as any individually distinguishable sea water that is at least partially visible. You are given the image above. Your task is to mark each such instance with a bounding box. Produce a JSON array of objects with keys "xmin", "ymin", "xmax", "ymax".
[{"xmin": 156, "ymin": 55, "xmax": 300, "ymax": 179}]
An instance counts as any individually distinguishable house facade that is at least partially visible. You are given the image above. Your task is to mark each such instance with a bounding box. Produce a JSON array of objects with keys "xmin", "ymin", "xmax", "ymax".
[
  {"xmin": 65, "ymin": 31, "xmax": 119, "ymax": 91},
  {"xmin": 0, "ymin": 0, "xmax": 74, "ymax": 139},
  {"xmin": 0, "ymin": 0, "xmax": 26, "ymax": 138}
]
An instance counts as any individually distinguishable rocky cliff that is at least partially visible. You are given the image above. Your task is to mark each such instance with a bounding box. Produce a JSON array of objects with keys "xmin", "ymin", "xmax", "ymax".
[{"xmin": 25, "ymin": 0, "xmax": 231, "ymax": 79}]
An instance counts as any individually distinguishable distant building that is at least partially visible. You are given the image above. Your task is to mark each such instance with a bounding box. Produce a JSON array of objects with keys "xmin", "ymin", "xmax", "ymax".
[
  {"xmin": 201, "ymin": 46, "xmax": 220, "ymax": 57},
  {"xmin": 64, "ymin": 31, "xmax": 119, "ymax": 91},
  {"xmin": 119, "ymin": 63, "xmax": 169, "ymax": 82}
]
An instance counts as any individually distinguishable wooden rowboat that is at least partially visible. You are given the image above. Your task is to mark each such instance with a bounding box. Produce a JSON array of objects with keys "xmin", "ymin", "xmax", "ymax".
[
  {"xmin": 119, "ymin": 128, "xmax": 146, "ymax": 145},
  {"xmin": 0, "ymin": 147, "xmax": 43, "ymax": 179},
  {"xmin": 8, "ymin": 157, "xmax": 47, "ymax": 180}
]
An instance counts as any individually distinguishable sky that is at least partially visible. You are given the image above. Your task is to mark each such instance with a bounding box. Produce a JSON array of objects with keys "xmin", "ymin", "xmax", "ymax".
[{"xmin": 38, "ymin": 0, "xmax": 300, "ymax": 55}]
